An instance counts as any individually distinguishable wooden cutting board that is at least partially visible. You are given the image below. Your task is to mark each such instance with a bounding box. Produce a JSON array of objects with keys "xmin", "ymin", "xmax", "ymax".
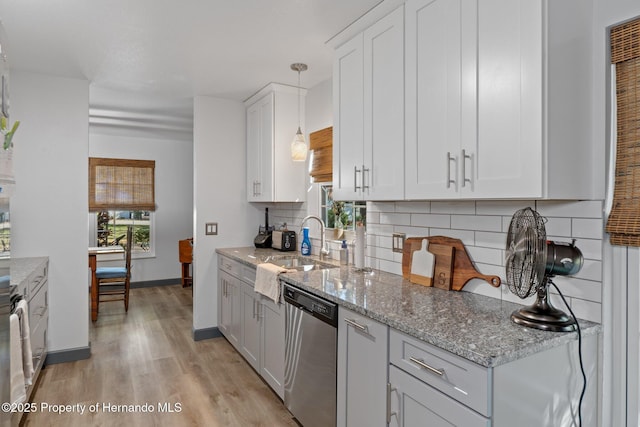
[{"xmin": 402, "ymin": 236, "xmax": 501, "ymax": 291}]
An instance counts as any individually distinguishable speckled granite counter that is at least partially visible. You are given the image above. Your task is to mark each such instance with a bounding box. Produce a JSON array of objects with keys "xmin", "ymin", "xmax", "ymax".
[
  {"xmin": 216, "ymin": 247, "xmax": 600, "ymax": 368},
  {"xmin": 9, "ymin": 257, "xmax": 49, "ymax": 288}
]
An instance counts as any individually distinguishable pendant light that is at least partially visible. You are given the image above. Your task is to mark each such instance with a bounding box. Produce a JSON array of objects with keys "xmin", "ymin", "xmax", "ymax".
[{"xmin": 290, "ymin": 63, "xmax": 308, "ymax": 162}]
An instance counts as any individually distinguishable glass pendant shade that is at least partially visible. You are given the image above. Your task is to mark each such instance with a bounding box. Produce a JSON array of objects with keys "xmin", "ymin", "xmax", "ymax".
[{"xmin": 291, "ymin": 127, "xmax": 307, "ymax": 162}]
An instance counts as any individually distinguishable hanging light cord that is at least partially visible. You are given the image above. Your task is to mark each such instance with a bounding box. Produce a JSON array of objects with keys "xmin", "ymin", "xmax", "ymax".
[
  {"xmin": 549, "ymin": 279, "xmax": 587, "ymax": 427},
  {"xmin": 296, "ymin": 69, "xmax": 301, "ymax": 131}
]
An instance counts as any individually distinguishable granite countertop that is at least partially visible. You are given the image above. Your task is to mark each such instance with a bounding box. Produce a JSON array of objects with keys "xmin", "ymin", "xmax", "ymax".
[
  {"xmin": 216, "ymin": 247, "xmax": 601, "ymax": 368},
  {"xmin": 9, "ymin": 257, "xmax": 49, "ymax": 287}
]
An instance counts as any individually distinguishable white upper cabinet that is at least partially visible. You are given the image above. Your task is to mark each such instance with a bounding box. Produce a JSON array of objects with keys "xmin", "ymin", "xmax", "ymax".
[
  {"xmin": 246, "ymin": 83, "xmax": 307, "ymax": 202},
  {"xmin": 333, "ymin": 6, "xmax": 405, "ymax": 201},
  {"xmin": 405, "ymin": 0, "xmax": 594, "ymax": 200}
]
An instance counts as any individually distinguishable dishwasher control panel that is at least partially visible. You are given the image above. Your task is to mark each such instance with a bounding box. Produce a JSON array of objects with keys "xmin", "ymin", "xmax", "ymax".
[{"xmin": 283, "ymin": 283, "xmax": 338, "ymax": 327}]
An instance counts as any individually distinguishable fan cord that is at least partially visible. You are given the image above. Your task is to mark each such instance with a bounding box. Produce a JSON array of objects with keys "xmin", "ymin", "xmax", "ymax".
[{"xmin": 549, "ymin": 279, "xmax": 586, "ymax": 427}]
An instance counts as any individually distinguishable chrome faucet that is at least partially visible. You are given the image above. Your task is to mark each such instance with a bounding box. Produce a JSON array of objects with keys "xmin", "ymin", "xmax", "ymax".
[{"xmin": 300, "ymin": 215, "xmax": 330, "ymax": 260}]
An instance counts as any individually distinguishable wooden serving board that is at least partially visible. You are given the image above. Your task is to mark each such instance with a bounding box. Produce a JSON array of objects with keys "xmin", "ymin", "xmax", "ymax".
[{"xmin": 402, "ymin": 236, "xmax": 501, "ymax": 291}]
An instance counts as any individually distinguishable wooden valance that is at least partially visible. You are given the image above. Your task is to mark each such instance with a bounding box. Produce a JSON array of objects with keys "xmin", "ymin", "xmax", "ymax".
[
  {"xmin": 606, "ymin": 18, "xmax": 640, "ymax": 245},
  {"xmin": 309, "ymin": 126, "xmax": 333, "ymax": 183},
  {"xmin": 89, "ymin": 157, "xmax": 156, "ymax": 212}
]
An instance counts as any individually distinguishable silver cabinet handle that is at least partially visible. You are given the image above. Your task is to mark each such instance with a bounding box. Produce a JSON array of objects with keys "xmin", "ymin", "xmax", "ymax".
[
  {"xmin": 446, "ymin": 152, "xmax": 457, "ymax": 190},
  {"xmin": 386, "ymin": 382, "xmax": 397, "ymax": 424},
  {"xmin": 354, "ymin": 165, "xmax": 362, "ymax": 192},
  {"xmin": 362, "ymin": 165, "xmax": 370, "ymax": 192},
  {"xmin": 344, "ymin": 318, "xmax": 368, "ymax": 333},
  {"xmin": 461, "ymin": 149, "xmax": 473, "ymax": 190},
  {"xmin": 409, "ymin": 356, "xmax": 445, "ymax": 377}
]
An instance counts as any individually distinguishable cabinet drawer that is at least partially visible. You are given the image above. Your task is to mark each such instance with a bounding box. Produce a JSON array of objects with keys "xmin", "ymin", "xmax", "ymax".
[
  {"xmin": 28, "ymin": 261, "xmax": 48, "ymax": 297},
  {"xmin": 389, "ymin": 365, "xmax": 490, "ymax": 427},
  {"xmin": 219, "ymin": 256, "xmax": 242, "ymax": 277},
  {"xmin": 390, "ymin": 329, "xmax": 490, "ymax": 417},
  {"xmin": 241, "ymin": 265, "xmax": 256, "ymax": 284},
  {"xmin": 29, "ymin": 285, "xmax": 48, "ymax": 331}
]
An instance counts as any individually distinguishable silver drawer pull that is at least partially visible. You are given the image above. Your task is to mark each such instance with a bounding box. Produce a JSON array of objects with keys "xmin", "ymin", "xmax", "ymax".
[
  {"xmin": 344, "ymin": 318, "xmax": 368, "ymax": 333},
  {"xmin": 409, "ymin": 356, "xmax": 445, "ymax": 377},
  {"xmin": 386, "ymin": 382, "xmax": 397, "ymax": 424}
]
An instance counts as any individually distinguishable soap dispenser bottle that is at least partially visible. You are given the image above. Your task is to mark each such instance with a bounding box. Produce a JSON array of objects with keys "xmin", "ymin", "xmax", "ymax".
[
  {"xmin": 340, "ymin": 240, "xmax": 348, "ymax": 265},
  {"xmin": 301, "ymin": 227, "xmax": 311, "ymax": 256}
]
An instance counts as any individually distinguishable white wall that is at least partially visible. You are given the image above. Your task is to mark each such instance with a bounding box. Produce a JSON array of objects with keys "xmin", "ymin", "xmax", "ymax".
[
  {"xmin": 192, "ymin": 96, "xmax": 261, "ymax": 331},
  {"xmin": 89, "ymin": 133, "xmax": 193, "ymax": 282},
  {"xmin": 10, "ymin": 71, "xmax": 90, "ymax": 353}
]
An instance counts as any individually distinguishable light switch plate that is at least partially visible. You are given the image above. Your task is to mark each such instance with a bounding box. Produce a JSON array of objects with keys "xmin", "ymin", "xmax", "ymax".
[
  {"xmin": 392, "ymin": 232, "xmax": 406, "ymax": 253},
  {"xmin": 205, "ymin": 223, "xmax": 218, "ymax": 235}
]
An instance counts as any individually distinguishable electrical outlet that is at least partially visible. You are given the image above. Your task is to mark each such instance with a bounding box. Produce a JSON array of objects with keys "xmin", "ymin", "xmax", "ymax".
[
  {"xmin": 205, "ymin": 223, "xmax": 218, "ymax": 235},
  {"xmin": 392, "ymin": 232, "xmax": 406, "ymax": 253}
]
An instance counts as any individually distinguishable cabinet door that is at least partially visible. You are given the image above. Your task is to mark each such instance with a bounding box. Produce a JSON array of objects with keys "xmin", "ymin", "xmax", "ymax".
[
  {"xmin": 405, "ymin": 0, "xmax": 472, "ymax": 199},
  {"xmin": 218, "ymin": 270, "xmax": 233, "ymax": 340},
  {"xmin": 246, "ymin": 93, "xmax": 274, "ymax": 201},
  {"xmin": 241, "ymin": 283, "xmax": 261, "ymax": 370},
  {"xmin": 333, "ymin": 34, "xmax": 364, "ymax": 201},
  {"xmin": 260, "ymin": 296, "xmax": 285, "ymax": 400},
  {"xmin": 337, "ymin": 307, "xmax": 388, "ymax": 427},
  {"xmin": 468, "ymin": 0, "xmax": 543, "ymax": 198},
  {"xmin": 364, "ymin": 6, "xmax": 405, "ymax": 200},
  {"xmin": 389, "ymin": 365, "xmax": 490, "ymax": 427}
]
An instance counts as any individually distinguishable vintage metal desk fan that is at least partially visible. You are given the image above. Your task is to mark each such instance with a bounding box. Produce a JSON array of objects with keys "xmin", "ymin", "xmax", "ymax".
[{"xmin": 505, "ymin": 207, "xmax": 583, "ymax": 332}]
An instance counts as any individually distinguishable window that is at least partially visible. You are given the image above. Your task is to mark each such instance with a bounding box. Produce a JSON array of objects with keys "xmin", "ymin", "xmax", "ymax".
[
  {"xmin": 320, "ymin": 185, "xmax": 366, "ymax": 231},
  {"xmin": 89, "ymin": 157, "xmax": 156, "ymax": 256},
  {"xmin": 95, "ymin": 210, "xmax": 153, "ymax": 255}
]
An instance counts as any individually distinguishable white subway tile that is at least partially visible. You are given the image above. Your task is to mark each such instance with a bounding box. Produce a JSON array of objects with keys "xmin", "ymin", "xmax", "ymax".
[
  {"xmin": 536, "ymin": 200, "xmax": 604, "ymax": 219},
  {"xmin": 572, "ymin": 218, "xmax": 604, "ymax": 239},
  {"xmin": 462, "ymin": 279, "xmax": 503, "ymax": 300},
  {"xmin": 551, "ymin": 276, "xmax": 602, "ymax": 303},
  {"xmin": 431, "ymin": 201, "xmax": 476, "ymax": 214},
  {"xmin": 574, "ymin": 259, "xmax": 602, "ymax": 282},
  {"xmin": 393, "ymin": 225, "xmax": 430, "ymax": 237},
  {"xmin": 476, "ymin": 200, "xmax": 534, "ymax": 215},
  {"xmin": 367, "ymin": 201, "xmax": 396, "ymax": 213},
  {"xmin": 395, "ymin": 201, "xmax": 431, "ymax": 213},
  {"xmin": 466, "ymin": 247, "xmax": 503, "ymax": 266},
  {"xmin": 367, "ymin": 211, "xmax": 380, "ymax": 224},
  {"xmin": 451, "ymin": 215, "xmax": 502, "ymax": 232},
  {"xmin": 381, "ymin": 212, "xmax": 411, "ymax": 226},
  {"xmin": 366, "ymin": 223, "xmax": 395, "ymax": 235},
  {"xmin": 429, "ymin": 228, "xmax": 475, "ymax": 246},
  {"xmin": 569, "ymin": 238, "xmax": 602, "ymax": 261},
  {"xmin": 544, "ymin": 217, "xmax": 572, "ymax": 238},
  {"xmin": 379, "ymin": 259, "xmax": 402, "ymax": 276},
  {"xmin": 568, "ymin": 298, "xmax": 602, "ymax": 323},
  {"xmin": 411, "ymin": 213, "xmax": 451, "ymax": 228},
  {"xmin": 474, "ymin": 231, "xmax": 507, "ymax": 250}
]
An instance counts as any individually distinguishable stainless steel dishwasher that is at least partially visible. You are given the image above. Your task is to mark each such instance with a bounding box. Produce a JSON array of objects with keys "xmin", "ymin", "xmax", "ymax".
[{"xmin": 283, "ymin": 282, "xmax": 337, "ymax": 427}]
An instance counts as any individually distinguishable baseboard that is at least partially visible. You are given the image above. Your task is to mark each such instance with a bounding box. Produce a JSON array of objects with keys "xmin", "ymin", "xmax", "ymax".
[
  {"xmin": 193, "ymin": 326, "xmax": 222, "ymax": 341},
  {"xmin": 131, "ymin": 278, "xmax": 182, "ymax": 289},
  {"xmin": 45, "ymin": 345, "xmax": 91, "ymax": 365}
]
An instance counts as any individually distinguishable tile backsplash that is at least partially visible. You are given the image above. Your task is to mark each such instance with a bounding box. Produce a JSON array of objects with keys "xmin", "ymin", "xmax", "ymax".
[
  {"xmin": 261, "ymin": 199, "xmax": 604, "ymax": 323},
  {"xmin": 366, "ymin": 200, "xmax": 604, "ymax": 323}
]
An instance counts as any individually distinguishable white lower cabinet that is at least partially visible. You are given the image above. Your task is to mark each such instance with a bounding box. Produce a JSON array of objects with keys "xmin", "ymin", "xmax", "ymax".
[
  {"xmin": 218, "ymin": 255, "xmax": 285, "ymax": 400},
  {"xmin": 337, "ymin": 306, "xmax": 388, "ymax": 427},
  {"xmin": 389, "ymin": 365, "xmax": 489, "ymax": 427}
]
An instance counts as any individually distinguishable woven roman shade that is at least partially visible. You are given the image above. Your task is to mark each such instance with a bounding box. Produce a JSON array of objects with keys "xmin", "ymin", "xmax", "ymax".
[
  {"xmin": 606, "ymin": 18, "xmax": 640, "ymax": 245},
  {"xmin": 309, "ymin": 126, "xmax": 333, "ymax": 183},
  {"xmin": 89, "ymin": 157, "xmax": 156, "ymax": 212}
]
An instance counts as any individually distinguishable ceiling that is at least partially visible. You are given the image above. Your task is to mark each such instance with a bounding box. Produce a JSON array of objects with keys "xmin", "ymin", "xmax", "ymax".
[{"xmin": 0, "ymin": 0, "xmax": 382, "ymax": 103}]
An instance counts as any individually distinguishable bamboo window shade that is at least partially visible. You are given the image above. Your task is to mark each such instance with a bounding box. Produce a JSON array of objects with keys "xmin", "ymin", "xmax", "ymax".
[
  {"xmin": 89, "ymin": 158, "xmax": 156, "ymax": 212},
  {"xmin": 607, "ymin": 18, "xmax": 640, "ymax": 245},
  {"xmin": 309, "ymin": 126, "xmax": 333, "ymax": 183}
]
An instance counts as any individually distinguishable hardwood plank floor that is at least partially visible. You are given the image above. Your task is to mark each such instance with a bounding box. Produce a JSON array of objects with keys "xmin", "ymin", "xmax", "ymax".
[{"xmin": 23, "ymin": 285, "xmax": 298, "ymax": 427}]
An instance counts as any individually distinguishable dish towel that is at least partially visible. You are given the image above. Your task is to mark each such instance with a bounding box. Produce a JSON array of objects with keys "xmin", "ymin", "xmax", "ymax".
[
  {"xmin": 14, "ymin": 299, "xmax": 34, "ymax": 386},
  {"xmin": 10, "ymin": 313, "xmax": 26, "ymax": 404},
  {"xmin": 255, "ymin": 263, "xmax": 288, "ymax": 304}
]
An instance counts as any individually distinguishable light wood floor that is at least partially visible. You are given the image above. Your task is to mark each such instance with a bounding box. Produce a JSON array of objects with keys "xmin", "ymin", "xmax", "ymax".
[{"xmin": 24, "ymin": 285, "xmax": 298, "ymax": 427}]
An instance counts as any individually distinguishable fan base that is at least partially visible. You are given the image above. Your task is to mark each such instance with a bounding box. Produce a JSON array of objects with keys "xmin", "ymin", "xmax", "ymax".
[{"xmin": 511, "ymin": 306, "xmax": 577, "ymax": 332}]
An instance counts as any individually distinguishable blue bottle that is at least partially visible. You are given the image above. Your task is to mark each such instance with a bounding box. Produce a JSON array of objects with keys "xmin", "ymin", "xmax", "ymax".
[{"xmin": 301, "ymin": 227, "xmax": 311, "ymax": 256}]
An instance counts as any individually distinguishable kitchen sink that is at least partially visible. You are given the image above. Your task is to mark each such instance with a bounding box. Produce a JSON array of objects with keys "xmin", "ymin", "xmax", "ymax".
[{"xmin": 265, "ymin": 255, "xmax": 337, "ymax": 272}]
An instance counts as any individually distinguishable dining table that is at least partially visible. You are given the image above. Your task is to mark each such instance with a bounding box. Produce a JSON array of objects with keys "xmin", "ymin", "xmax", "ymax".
[{"xmin": 88, "ymin": 245, "xmax": 124, "ymax": 321}]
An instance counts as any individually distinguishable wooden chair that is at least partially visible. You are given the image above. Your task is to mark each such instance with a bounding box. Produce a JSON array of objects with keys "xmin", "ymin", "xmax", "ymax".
[
  {"xmin": 95, "ymin": 225, "xmax": 133, "ymax": 313},
  {"xmin": 179, "ymin": 238, "xmax": 193, "ymax": 287}
]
